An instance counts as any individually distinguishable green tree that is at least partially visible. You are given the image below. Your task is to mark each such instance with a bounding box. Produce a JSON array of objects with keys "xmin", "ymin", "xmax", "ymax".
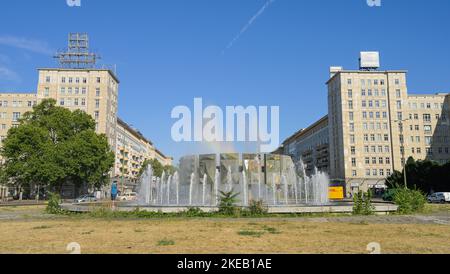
[
  {"xmin": 386, "ymin": 157, "xmax": 450, "ymax": 193},
  {"xmin": 0, "ymin": 99, "xmax": 114, "ymax": 193},
  {"xmin": 138, "ymin": 158, "xmax": 175, "ymax": 178}
]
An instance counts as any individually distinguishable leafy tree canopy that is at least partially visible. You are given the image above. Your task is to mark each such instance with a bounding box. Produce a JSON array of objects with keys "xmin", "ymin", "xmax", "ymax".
[
  {"xmin": 386, "ymin": 156, "xmax": 450, "ymax": 193},
  {"xmin": 0, "ymin": 99, "xmax": 114, "ymax": 191}
]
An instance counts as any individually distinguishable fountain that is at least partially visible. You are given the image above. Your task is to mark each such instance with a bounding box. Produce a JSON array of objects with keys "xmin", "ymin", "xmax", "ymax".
[{"xmin": 137, "ymin": 153, "xmax": 329, "ymax": 208}]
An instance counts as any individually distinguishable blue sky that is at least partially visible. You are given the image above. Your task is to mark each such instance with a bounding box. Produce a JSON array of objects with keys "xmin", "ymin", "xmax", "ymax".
[{"xmin": 0, "ymin": 0, "xmax": 450, "ymax": 163}]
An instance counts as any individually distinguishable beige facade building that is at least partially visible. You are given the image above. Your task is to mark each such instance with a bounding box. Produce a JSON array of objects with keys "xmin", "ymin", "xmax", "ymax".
[
  {"xmin": 36, "ymin": 69, "xmax": 119, "ymax": 149},
  {"xmin": 280, "ymin": 53, "xmax": 450, "ymax": 195},
  {"xmin": 0, "ymin": 34, "xmax": 172, "ymax": 199},
  {"xmin": 0, "ymin": 93, "xmax": 38, "ymax": 143},
  {"xmin": 115, "ymin": 118, "xmax": 172, "ymax": 184},
  {"xmin": 280, "ymin": 116, "xmax": 329, "ymax": 176}
]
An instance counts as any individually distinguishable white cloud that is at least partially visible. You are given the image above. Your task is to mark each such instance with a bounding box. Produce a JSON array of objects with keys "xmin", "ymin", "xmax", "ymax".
[
  {"xmin": 0, "ymin": 36, "xmax": 54, "ymax": 55},
  {"xmin": 222, "ymin": 0, "xmax": 277, "ymax": 54}
]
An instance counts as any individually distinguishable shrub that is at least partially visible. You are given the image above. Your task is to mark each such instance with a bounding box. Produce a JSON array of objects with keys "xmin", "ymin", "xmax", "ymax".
[
  {"xmin": 248, "ymin": 199, "xmax": 268, "ymax": 216},
  {"xmin": 218, "ymin": 190, "xmax": 240, "ymax": 215},
  {"xmin": 393, "ymin": 188, "xmax": 426, "ymax": 214},
  {"xmin": 46, "ymin": 192, "xmax": 62, "ymax": 214},
  {"xmin": 352, "ymin": 191, "xmax": 374, "ymax": 215}
]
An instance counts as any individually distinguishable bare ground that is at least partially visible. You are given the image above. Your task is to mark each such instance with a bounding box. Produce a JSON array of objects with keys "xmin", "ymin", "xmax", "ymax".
[{"xmin": 0, "ymin": 204, "xmax": 449, "ymax": 254}]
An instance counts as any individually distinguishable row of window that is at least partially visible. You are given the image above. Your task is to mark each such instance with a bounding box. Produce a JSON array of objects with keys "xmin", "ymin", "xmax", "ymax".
[
  {"xmin": 362, "ymin": 145, "xmax": 391, "ymax": 154},
  {"xmin": 350, "ymin": 169, "xmax": 393, "ymax": 178},
  {"xmin": 347, "ymin": 100, "xmax": 389, "ymax": 109},
  {"xmin": 0, "ymin": 112, "xmax": 21, "ymax": 121},
  {"xmin": 409, "ymin": 102, "xmax": 445, "ymax": 110},
  {"xmin": 59, "ymin": 98, "xmax": 101, "ymax": 108},
  {"xmin": 347, "ymin": 78, "xmax": 400, "ymax": 87},
  {"xmin": 362, "ymin": 134, "xmax": 390, "ymax": 142},
  {"xmin": 45, "ymin": 76, "xmax": 102, "ymax": 84},
  {"xmin": 0, "ymin": 101, "xmax": 37, "ymax": 108},
  {"xmin": 59, "ymin": 87, "xmax": 101, "ymax": 96}
]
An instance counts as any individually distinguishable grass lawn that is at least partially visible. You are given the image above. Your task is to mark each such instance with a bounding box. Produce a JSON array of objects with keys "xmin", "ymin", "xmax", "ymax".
[{"xmin": 0, "ymin": 204, "xmax": 449, "ymax": 254}]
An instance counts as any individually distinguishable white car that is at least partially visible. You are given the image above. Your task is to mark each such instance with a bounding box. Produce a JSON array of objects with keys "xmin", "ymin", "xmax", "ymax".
[
  {"xmin": 75, "ymin": 194, "xmax": 98, "ymax": 203},
  {"xmin": 118, "ymin": 192, "xmax": 138, "ymax": 201},
  {"xmin": 427, "ymin": 192, "xmax": 450, "ymax": 204}
]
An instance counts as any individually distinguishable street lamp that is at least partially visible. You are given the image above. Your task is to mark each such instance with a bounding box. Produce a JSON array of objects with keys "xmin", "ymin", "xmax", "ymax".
[{"xmin": 394, "ymin": 118, "xmax": 410, "ymax": 189}]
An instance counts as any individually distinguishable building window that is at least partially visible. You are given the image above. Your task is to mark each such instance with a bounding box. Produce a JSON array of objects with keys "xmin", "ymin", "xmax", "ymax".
[
  {"xmin": 395, "ymin": 79, "xmax": 400, "ymax": 85},
  {"xmin": 60, "ymin": 99, "xmax": 65, "ymax": 106},
  {"xmin": 351, "ymin": 146, "xmax": 356, "ymax": 155},
  {"xmin": 95, "ymin": 99, "xmax": 100, "ymax": 109},
  {"xmin": 81, "ymin": 99, "xmax": 86, "ymax": 106},
  {"xmin": 351, "ymin": 158, "xmax": 356, "ymax": 167},
  {"xmin": 352, "ymin": 170, "xmax": 357, "ymax": 177},
  {"xmin": 12, "ymin": 112, "xmax": 21, "ymax": 122},
  {"xmin": 97, "ymin": 77, "xmax": 101, "ymax": 83},
  {"xmin": 44, "ymin": 87, "xmax": 50, "ymax": 97},
  {"xmin": 69, "ymin": 77, "xmax": 73, "ymax": 83},
  {"xmin": 423, "ymin": 114, "xmax": 431, "ymax": 123},
  {"xmin": 365, "ymin": 157, "xmax": 370, "ymax": 165},
  {"xmin": 347, "ymin": 79, "xmax": 352, "ymax": 85},
  {"xmin": 62, "ymin": 77, "xmax": 66, "ymax": 83},
  {"xmin": 348, "ymin": 100, "xmax": 353, "ymax": 109},
  {"xmin": 46, "ymin": 76, "xmax": 51, "ymax": 83},
  {"xmin": 82, "ymin": 88, "xmax": 87, "ymax": 95},
  {"xmin": 349, "ymin": 112, "xmax": 354, "ymax": 121},
  {"xmin": 350, "ymin": 135, "xmax": 355, "ymax": 144},
  {"xmin": 96, "ymin": 88, "xmax": 101, "ymax": 97},
  {"xmin": 94, "ymin": 111, "xmax": 100, "ymax": 120}
]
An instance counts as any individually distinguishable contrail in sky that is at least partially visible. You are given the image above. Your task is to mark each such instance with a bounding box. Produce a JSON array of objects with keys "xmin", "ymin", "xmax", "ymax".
[{"xmin": 222, "ymin": 0, "xmax": 276, "ymax": 55}]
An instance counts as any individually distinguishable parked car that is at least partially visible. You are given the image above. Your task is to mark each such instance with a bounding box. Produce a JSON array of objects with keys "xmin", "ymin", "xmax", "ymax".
[
  {"xmin": 75, "ymin": 194, "xmax": 98, "ymax": 203},
  {"xmin": 427, "ymin": 192, "xmax": 450, "ymax": 204},
  {"xmin": 118, "ymin": 192, "xmax": 138, "ymax": 201}
]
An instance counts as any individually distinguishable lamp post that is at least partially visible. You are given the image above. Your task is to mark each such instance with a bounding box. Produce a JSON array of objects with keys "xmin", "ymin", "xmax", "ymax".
[{"xmin": 395, "ymin": 118, "xmax": 410, "ymax": 189}]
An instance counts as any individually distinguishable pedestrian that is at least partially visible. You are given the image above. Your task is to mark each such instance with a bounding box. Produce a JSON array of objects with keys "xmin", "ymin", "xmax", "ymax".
[{"xmin": 111, "ymin": 182, "xmax": 118, "ymax": 209}]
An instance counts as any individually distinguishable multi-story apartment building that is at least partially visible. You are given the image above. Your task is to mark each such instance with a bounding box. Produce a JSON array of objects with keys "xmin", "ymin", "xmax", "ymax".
[
  {"xmin": 279, "ymin": 115, "xmax": 329, "ymax": 176},
  {"xmin": 36, "ymin": 68, "xmax": 119, "ymax": 149},
  {"xmin": 0, "ymin": 93, "xmax": 38, "ymax": 142},
  {"xmin": 115, "ymin": 118, "xmax": 172, "ymax": 184},
  {"xmin": 280, "ymin": 52, "xmax": 450, "ymax": 195},
  {"xmin": 0, "ymin": 34, "xmax": 172, "ymax": 200}
]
